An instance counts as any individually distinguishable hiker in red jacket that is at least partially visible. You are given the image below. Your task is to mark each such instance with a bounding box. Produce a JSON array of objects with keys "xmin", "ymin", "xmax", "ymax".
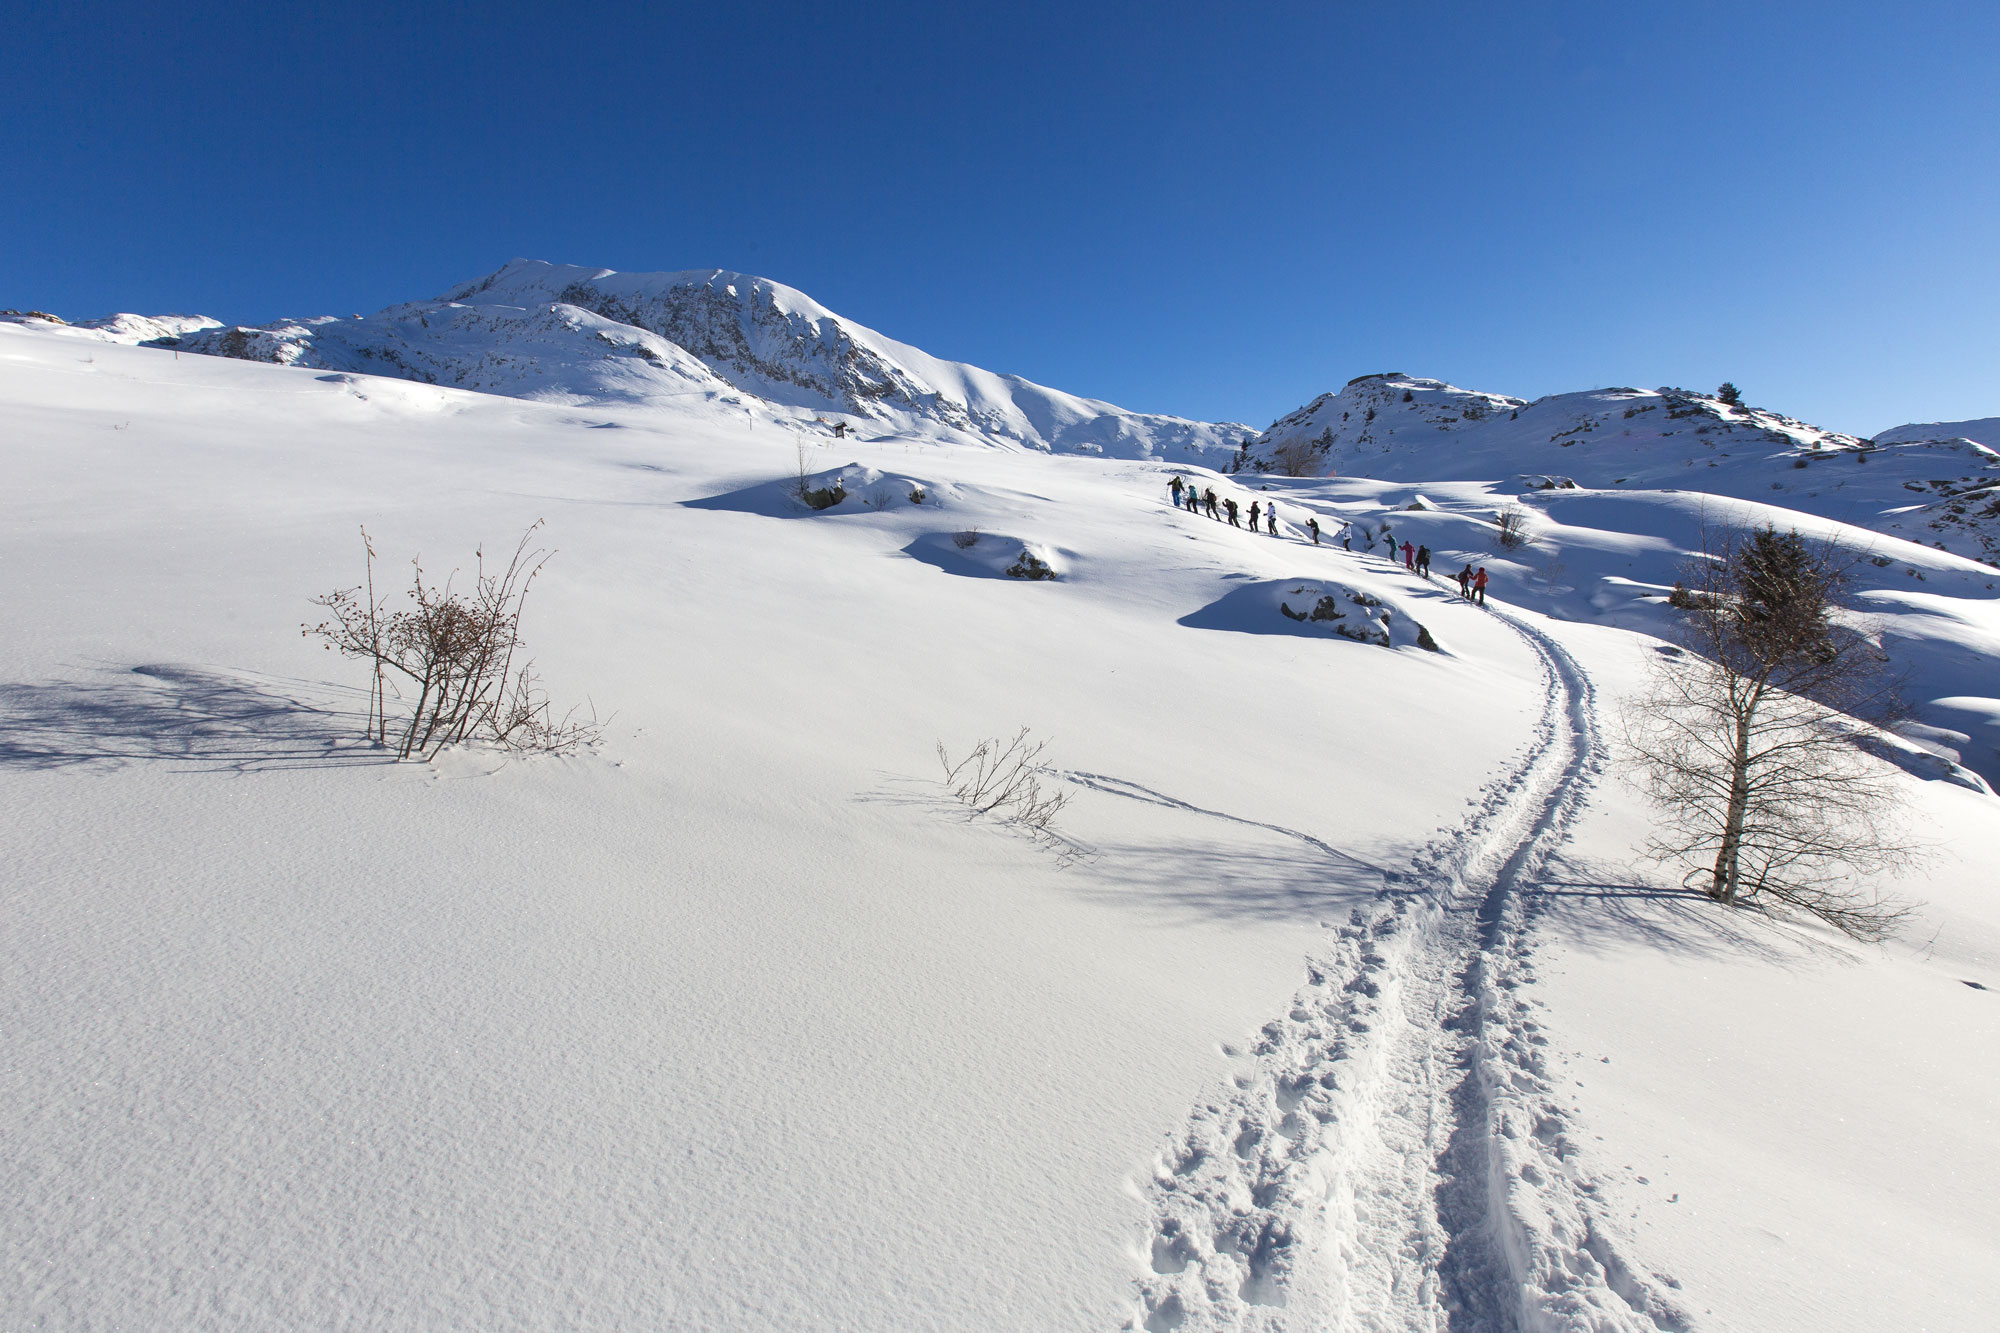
[
  {"xmin": 1473, "ymin": 566, "xmax": 1490, "ymax": 606},
  {"xmin": 1401, "ymin": 540, "xmax": 1416, "ymax": 570}
]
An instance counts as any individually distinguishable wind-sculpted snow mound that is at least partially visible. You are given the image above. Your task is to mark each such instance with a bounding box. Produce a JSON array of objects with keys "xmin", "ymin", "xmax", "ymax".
[{"xmin": 148, "ymin": 259, "xmax": 1249, "ymax": 462}]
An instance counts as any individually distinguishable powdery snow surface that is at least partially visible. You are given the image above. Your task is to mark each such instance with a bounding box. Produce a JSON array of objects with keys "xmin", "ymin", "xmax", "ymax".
[{"xmin": 3, "ymin": 321, "xmax": 1998, "ymax": 1331}]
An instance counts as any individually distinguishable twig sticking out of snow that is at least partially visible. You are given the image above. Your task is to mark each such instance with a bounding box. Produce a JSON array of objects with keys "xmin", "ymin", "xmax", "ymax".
[{"xmin": 936, "ymin": 727, "xmax": 1070, "ymax": 833}]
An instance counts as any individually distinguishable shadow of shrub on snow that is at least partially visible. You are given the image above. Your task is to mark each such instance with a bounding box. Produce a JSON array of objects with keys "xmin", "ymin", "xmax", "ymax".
[{"xmin": 0, "ymin": 665, "xmax": 381, "ymax": 773}]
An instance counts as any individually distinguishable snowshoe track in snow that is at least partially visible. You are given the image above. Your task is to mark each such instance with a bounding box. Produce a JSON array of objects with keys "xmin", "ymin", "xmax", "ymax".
[{"xmin": 1132, "ymin": 612, "xmax": 1691, "ymax": 1332}]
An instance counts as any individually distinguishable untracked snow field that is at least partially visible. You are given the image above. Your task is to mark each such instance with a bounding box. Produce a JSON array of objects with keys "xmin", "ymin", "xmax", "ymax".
[{"xmin": 3, "ymin": 325, "xmax": 1997, "ymax": 1330}]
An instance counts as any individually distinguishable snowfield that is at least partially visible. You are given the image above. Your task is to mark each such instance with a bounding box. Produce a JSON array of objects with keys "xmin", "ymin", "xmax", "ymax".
[{"xmin": 2, "ymin": 315, "xmax": 1997, "ymax": 1332}]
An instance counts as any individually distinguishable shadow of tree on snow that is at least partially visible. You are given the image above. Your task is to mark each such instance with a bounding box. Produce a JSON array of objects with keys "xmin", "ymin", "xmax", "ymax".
[{"xmin": 1526, "ymin": 851, "xmax": 1858, "ymax": 965}]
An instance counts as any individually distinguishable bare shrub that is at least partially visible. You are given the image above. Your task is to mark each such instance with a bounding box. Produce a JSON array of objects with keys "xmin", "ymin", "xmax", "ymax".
[
  {"xmin": 937, "ymin": 727, "xmax": 1070, "ymax": 833},
  {"xmin": 305, "ymin": 523, "xmax": 599, "ymax": 760},
  {"xmin": 952, "ymin": 528, "xmax": 981, "ymax": 550},
  {"xmin": 1496, "ymin": 506, "xmax": 1533, "ymax": 548}
]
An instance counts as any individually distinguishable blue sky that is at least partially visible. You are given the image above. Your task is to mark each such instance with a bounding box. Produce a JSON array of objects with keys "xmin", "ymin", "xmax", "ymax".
[{"xmin": 4, "ymin": 0, "xmax": 1994, "ymax": 435}]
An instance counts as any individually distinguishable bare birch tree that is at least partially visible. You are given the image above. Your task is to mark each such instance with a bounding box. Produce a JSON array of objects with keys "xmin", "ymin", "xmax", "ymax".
[{"xmin": 1623, "ymin": 524, "xmax": 1915, "ymax": 940}]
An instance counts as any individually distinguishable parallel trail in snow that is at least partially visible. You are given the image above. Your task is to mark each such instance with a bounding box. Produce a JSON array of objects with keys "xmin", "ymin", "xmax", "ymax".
[{"xmin": 1130, "ymin": 608, "xmax": 1691, "ymax": 1332}]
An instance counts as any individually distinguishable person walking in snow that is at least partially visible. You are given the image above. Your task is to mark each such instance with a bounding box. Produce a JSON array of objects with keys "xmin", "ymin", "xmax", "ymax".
[
  {"xmin": 1265, "ymin": 503, "xmax": 1277, "ymax": 535},
  {"xmin": 1248, "ymin": 500, "xmax": 1261, "ymax": 531},
  {"xmin": 1306, "ymin": 517, "xmax": 1320, "ymax": 545},
  {"xmin": 1187, "ymin": 487, "xmax": 1201, "ymax": 514},
  {"xmin": 1204, "ymin": 488, "xmax": 1219, "ymax": 519},
  {"xmin": 1379, "ymin": 526, "xmax": 1394, "ymax": 558},
  {"xmin": 1416, "ymin": 544, "xmax": 1431, "ymax": 578},
  {"xmin": 1457, "ymin": 564, "xmax": 1473, "ymax": 598},
  {"xmin": 1401, "ymin": 540, "xmax": 1416, "ymax": 570},
  {"xmin": 1225, "ymin": 498, "xmax": 1241, "ymax": 527},
  {"xmin": 1170, "ymin": 475, "xmax": 1185, "ymax": 506},
  {"xmin": 1473, "ymin": 566, "xmax": 1490, "ymax": 606},
  {"xmin": 1340, "ymin": 522, "xmax": 1352, "ymax": 551}
]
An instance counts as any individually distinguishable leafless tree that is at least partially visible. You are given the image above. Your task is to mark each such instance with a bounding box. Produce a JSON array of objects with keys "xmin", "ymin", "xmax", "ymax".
[
  {"xmin": 937, "ymin": 727, "xmax": 1070, "ymax": 833},
  {"xmin": 1267, "ymin": 433, "xmax": 1325, "ymax": 478},
  {"xmin": 1622, "ymin": 524, "xmax": 1915, "ymax": 940},
  {"xmin": 305, "ymin": 523, "xmax": 599, "ymax": 759}
]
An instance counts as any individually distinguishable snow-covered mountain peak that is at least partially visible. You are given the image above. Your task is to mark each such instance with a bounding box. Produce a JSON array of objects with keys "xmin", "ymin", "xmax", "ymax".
[{"xmin": 152, "ymin": 258, "xmax": 1250, "ymax": 462}]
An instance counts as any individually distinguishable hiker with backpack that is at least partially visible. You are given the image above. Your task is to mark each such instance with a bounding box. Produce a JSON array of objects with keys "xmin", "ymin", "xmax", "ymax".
[
  {"xmin": 1248, "ymin": 500, "xmax": 1261, "ymax": 531},
  {"xmin": 1265, "ymin": 503, "xmax": 1277, "ymax": 535},
  {"xmin": 1400, "ymin": 540, "xmax": 1416, "ymax": 571},
  {"xmin": 1473, "ymin": 566, "xmax": 1490, "ymax": 605},
  {"xmin": 1416, "ymin": 545, "xmax": 1432, "ymax": 578},
  {"xmin": 1457, "ymin": 564, "xmax": 1473, "ymax": 598},
  {"xmin": 1224, "ymin": 498, "xmax": 1241, "ymax": 527},
  {"xmin": 1306, "ymin": 517, "xmax": 1320, "ymax": 545}
]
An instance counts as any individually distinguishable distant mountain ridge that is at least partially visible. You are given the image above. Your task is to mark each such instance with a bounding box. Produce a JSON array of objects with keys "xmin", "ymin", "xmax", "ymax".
[
  {"xmin": 1243, "ymin": 372, "xmax": 2000, "ymax": 567},
  {"xmin": 1873, "ymin": 416, "xmax": 2000, "ymax": 450},
  {"xmin": 129, "ymin": 260, "xmax": 1253, "ymax": 463},
  {"xmin": 27, "ymin": 275, "xmax": 1995, "ymax": 553}
]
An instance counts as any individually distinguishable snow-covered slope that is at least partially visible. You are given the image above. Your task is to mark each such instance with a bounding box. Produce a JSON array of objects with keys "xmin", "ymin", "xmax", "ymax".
[
  {"xmin": 1, "ymin": 310, "xmax": 223, "ymax": 344},
  {"xmin": 76, "ymin": 312, "xmax": 226, "ymax": 343},
  {"xmin": 3, "ymin": 317, "xmax": 1997, "ymax": 1333},
  {"xmin": 1249, "ymin": 372, "xmax": 2000, "ymax": 566},
  {"xmin": 1875, "ymin": 415, "xmax": 2000, "ymax": 450},
  {"xmin": 143, "ymin": 260, "xmax": 1249, "ymax": 462}
]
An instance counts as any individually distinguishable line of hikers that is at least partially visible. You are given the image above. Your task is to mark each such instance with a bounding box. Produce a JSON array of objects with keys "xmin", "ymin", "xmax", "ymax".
[
  {"xmin": 1167, "ymin": 474, "xmax": 1490, "ymax": 605},
  {"xmin": 1171, "ymin": 475, "xmax": 1283, "ymax": 534}
]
